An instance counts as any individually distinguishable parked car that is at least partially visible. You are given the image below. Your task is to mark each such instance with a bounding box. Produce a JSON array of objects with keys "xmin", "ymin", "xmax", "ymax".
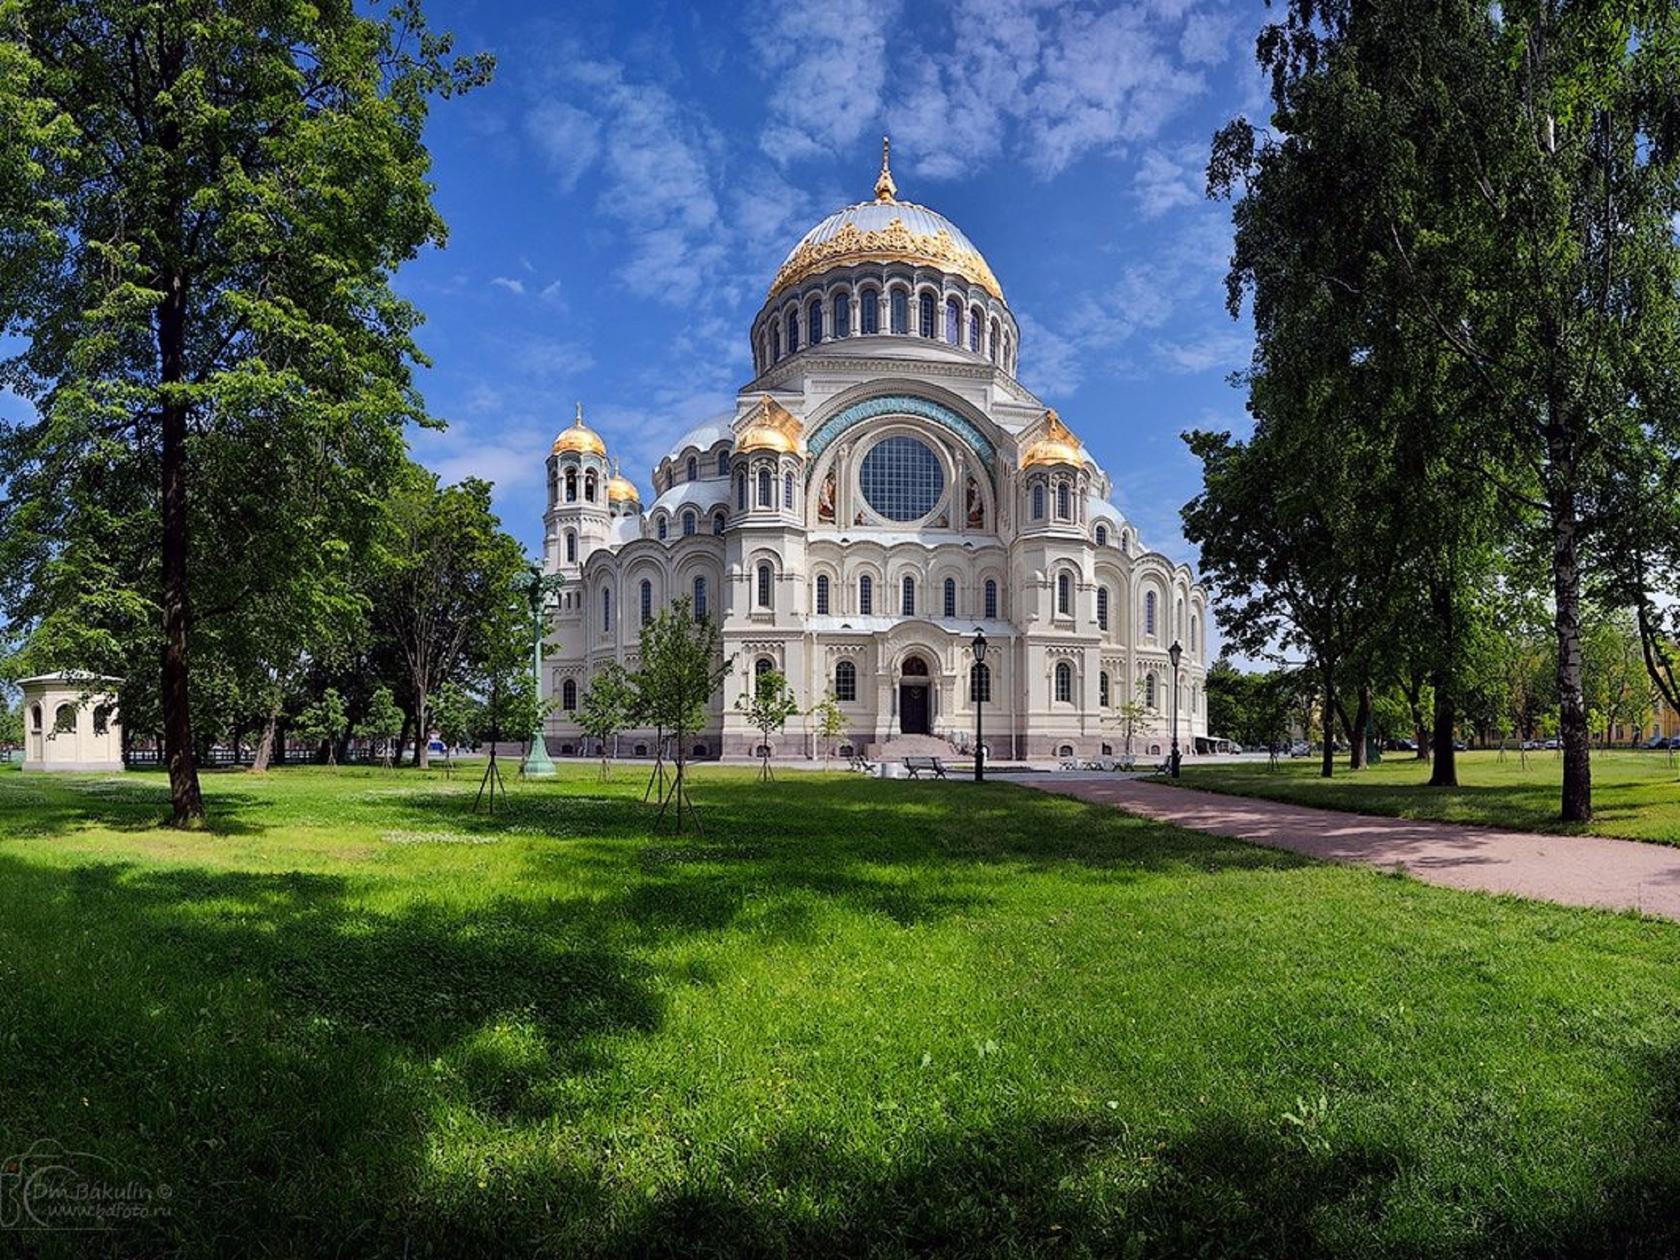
[
  {"xmin": 1645, "ymin": 734, "xmax": 1671, "ymax": 750},
  {"xmin": 1289, "ymin": 741, "xmax": 1311, "ymax": 758},
  {"xmin": 1543, "ymin": 738, "xmax": 1560, "ymax": 751}
]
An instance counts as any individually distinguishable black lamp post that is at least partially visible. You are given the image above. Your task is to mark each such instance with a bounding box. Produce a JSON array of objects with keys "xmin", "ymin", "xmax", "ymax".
[
  {"xmin": 972, "ymin": 628, "xmax": 988, "ymax": 783},
  {"xmin": 1168, "ymin": 639, "xmax": 1183, "ymax": 778}
]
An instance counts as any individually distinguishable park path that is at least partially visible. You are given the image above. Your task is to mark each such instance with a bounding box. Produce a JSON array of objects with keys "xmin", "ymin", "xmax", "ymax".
[{"xmin": 1019, "ymin": 777, "xmax": 1680, "ymax": 922}]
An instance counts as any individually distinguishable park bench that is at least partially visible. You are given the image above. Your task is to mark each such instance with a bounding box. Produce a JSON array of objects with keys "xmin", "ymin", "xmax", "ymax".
[
  {"xmin": 902, "ymin": 756, "xmax": 948, "ymax": 779},
  {"xmin": 847, "ymin": 752, "xmax": 876, "ymax": 774}
]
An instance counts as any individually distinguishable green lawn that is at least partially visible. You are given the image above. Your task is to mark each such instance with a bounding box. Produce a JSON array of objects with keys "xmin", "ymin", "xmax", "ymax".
[
  {"xmin": 1175, "ymin": 749, "xmax": 1680, "ymax": 843},
  {"xmin": 1, "ymin": 763, "xmax": 1678, "ymax": 1258}
]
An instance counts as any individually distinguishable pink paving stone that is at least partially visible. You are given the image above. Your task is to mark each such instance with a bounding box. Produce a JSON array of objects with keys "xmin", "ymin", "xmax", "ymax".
[{"xmin": 1021, "ymin": 777, "xmax": 1680, "ymax": 922}]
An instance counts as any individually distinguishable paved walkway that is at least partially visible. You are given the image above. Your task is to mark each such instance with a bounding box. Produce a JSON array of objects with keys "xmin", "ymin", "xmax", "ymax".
[{"xmin": 1019, "ymin": 777, "xmax": 1680, "ymax": 922}]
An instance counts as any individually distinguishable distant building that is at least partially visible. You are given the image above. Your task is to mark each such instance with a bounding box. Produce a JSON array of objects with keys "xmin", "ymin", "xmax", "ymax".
[
  {"xmin": 537, "ymin": 143, "xmax": 1210, "ymax": 761},
  {"xmin": 19, "ymin": 673, "xmax": 124, "ymax": 771}
]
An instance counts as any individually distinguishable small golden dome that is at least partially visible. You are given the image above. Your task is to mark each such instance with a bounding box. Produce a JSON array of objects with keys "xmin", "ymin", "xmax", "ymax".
[
  {"xmin": 606, "ymin": 459, "xmax": 639, "ymax": 502},
  {"xmin": 552, "ymin": 402, "xmax": 606, "ymax": 457},
  {"xmin": 1019, "ymin": 410, "xmax": 1082, "ymax": 468},
  {"xmin": 736, "ymin": 425, "xmax": 798, "ymax": 454},
  {"xmin": 735, "ymin": 395, "xmax": 802, "ymax": 455}
]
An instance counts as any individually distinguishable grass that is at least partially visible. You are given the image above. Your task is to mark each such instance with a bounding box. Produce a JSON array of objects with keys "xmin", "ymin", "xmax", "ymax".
[
  {"xmin": 1, "ymin": 762, "xmax": 1678, "ymax": 1258},
  {"xmin": 1174, "ymin": 749, "xmax": 1680, "ymax": 843}
]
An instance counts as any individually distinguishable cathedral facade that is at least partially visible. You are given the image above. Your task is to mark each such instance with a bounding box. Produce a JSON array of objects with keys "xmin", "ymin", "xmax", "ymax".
[{"xmin": 539, "ymin": 146, "xmax": 1210, "ymax": 761}]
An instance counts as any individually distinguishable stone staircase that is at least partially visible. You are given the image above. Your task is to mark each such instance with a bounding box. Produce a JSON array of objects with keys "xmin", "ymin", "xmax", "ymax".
[{"xmin": 871, "ymin": 733, "xmax": 959, "ymax": 761}]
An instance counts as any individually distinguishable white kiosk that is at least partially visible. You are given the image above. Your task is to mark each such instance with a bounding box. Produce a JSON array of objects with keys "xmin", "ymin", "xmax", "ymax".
[{"xmin": 19, "ymin": 673, "xmax": 125, "ymax": 772}]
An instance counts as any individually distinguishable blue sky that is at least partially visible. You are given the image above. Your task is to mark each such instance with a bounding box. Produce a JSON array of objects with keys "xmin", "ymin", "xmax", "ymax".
[{"xmin": 400, "ymin": 0, "xmax": 1269, "ymax": 573}]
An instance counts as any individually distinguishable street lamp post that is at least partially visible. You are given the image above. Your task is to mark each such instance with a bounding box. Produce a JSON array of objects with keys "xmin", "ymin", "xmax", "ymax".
[
  {"xmin": 1168, "ymin": 639, "xmax": 1183, "ymax": 779},
  {"xmin": 972, "ymin": 628, "xmax": 988, "ymax": 783},
  {"xmin": 521, "ymin": 567, "xmax": 566, "ymax": 778}
]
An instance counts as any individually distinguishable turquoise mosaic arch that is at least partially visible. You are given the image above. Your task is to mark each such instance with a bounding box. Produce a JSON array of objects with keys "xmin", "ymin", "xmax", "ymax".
[{"xmin": 805, "ymin": 394, "xmax": 996, "ymax": 474}]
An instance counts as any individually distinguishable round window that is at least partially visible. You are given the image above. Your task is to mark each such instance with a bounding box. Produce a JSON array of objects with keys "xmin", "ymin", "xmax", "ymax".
[{"xmin": 859, "ymin": 435, "xmax": 945, "ymax": 522}]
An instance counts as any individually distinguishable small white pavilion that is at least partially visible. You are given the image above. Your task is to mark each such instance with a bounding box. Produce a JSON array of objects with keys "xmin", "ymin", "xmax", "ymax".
[{"xmin": 19, "ymin": 673, "xmax": 125, "ymax": 772}]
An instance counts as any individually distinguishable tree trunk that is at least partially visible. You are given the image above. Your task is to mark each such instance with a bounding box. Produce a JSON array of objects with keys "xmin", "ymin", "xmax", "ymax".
[
  {"xmin": 1429, "ymin": 668, "xmax": 1458, "ymax": 788},
  {"xmin": 159, "ymin": 271, "xmax": 205, "ymax": 827},
  {"xmin": 1348, "ymin": 683, "xmax": 1371, "ymax": 770},
  {"xmin": 414, "ymin": 692, "xmax": 430, "ymax": 769},
  {"xmin": 249, "ymin": 701, "xmax": 280, "ymax": 774},
  {"xmin": 1320, "ymin": 665, "xmax": 1336, "ymax": 779},
  {"xmin": 1551, "ymin": 481, "xmax": 1592, "ymax": 821},
  {"xmin": 1403, "ymin": 671, "xmax": 1430, "ymax": 760},
  {"xmin": 395, "ymin": 708, "xmax": 413, "ymax": 767}
]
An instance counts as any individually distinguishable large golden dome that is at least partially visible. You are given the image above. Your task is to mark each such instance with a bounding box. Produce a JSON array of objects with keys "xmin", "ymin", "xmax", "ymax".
[
  {"xmin": 552, "ymin": 403, "xmax": 606, "ymax": 457},
  {"xmin": 735, "ymin": 395, "xmax": 802, "ymax": 454},
  {"xmin": 766, "ymin": 139, "xmax": 1004, "ymax": 302}
]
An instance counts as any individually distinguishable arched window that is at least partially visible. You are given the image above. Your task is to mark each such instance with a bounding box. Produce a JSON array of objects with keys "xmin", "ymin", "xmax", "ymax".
[
  {"xmin": 1095, "ymin": 524, "xmax": 1108, "ymax": 546},
  {"xmin": 918, "ymin": 292, "xmax": 935, "ymax": 337},
  {"xmin": 682, "ymin": 510, "xmax": 696, "ymax": 536},
  {"xmin": 565, "ymin": 531, "xmax": 577, "ymax": 563},
  {"xmin": 757, "ymin": 467, "xmax": 772, "ymax": 507},
  {"xmin": 686, "ymin": 456, "xmax": 698, "ymax": 481},
  {"xmin": 944, "ymin": 296, "xmax": 961, "ymax": 343},
  {"xmin": 970, "ymin": 662, "xmax": 991, "ymax": 703},
  {"xmin": 1056, "ymin": 482, "xmax": 1070, "ymax": 520},
  {"xmin": 984, "ymin": 578, "xmax": 998, "ymax": 619},
  {"xmin": 717, "ymin": 450, "xmax": 730, "ymax": 475},
  {"xmin": 807, "ymin": 298, "xmax": 823, "ymax": 344},
  {"xmin": 859, "ymin": 574, "xmax": 873, "ymax": 615},
  {"xmin": 755, "ymin": 656, "xmax": 774, "ymax": 677},
  {"xmin": 901, "ymin": 575, "xmax": 915, "ymax": 616},
  {"xmin": 1096, "ymin": 586, "xmax": 1109, "ymax": 631},
  {"xmin": 1054, "ymin": 662, "xmax": 1072, "ymax": 703},
  {"xmin": 943, "ymin": 577, "xmax": 957, "ymax": 618},
  {"xmin": 833, "ymin": 291, "xmax": 850, "ymax": 338},
  {"xmin": 989, "ymin": 318, "xmax": 1001, "ymax": 362},
  {"xmin": 968, "ymin": 305, "xmax": 982, "ymax": 352},
  {"xmin": 786, "ymin": 308, "xmax": 799, "ymax": 353},
  {"xmin": 1176, "ymin": 597, "xmax": 1186, "ymax": 639},
  {"xmin": 1031, "ymin": 483, "xmax": 1045, "ymax": 520},
  {"xmin": 1145, "ymin": 672, "xmax": 1157, "ymax": 707},
  {"xmin": 1057, "ymin": 571, "xmax": 1072, "ymax": 616},
  {"xmin": 815, "ymin": 574, "xmax": 830, "ymax": 615},
  {"xmin": 890, "ymin": 287, "xmax": 908, "ymax": 334},
  {"xmin": 756, "ymin": 562, "xmax": 773, "ymax": 608},
  {"xmin": 1145, "ymin": 590, "xmax": 1157, "ymax": 636},
  {"xmin": 52, "ymin": 703, "xmax": 76, "ymax": 734},
  {"xmin": 639, "ymin": 578, "xmax": 653, "ymax": 625},
  {"xmin": 93, "ymin": 705, "xmax": 110, "ymax": 736},
  {"xmin": 29, "ymin": 703, "xmax": 41, "ymax": 732},
  {"xmin": 601, "ymin": 587, "xmax": 612, "ymax": 633},
  {"xmin": 562, "ymin": 679, "xmax": 577, "ymax": 711},
  {"xmin": 585, "ymin": 471, "xmax": 597, "ymax": 502},
  {"xmin": 693, "ymin": 576, "xmax": 708, "ymax": 620},
  {"xmin": 835, "ymin": 659, "xmax": 857, "ymax": 701},
  {"xmin": 565, "ymin": 468, "xmax": 577, "ymax": 502},
  {"xmin": 1191, "ymin": 613, "xmax": 1200, "ymax": 655},
  {"xmin": 861, "ymin": 288, "xmax": 879, "ymax": 334},
  {"xmin": 737, "ymin": 472, "xmax": 747, "ymax": 510},
  {"xmin": 1099, "ymin": 671, "xmax": 1111, "ymax": 707},
  {"xmin": 783, "ymin": 471, "xmax": 795, "ymax": 509},
  {"xmin": 657, "ymin": 515, "xmax": 668, "ymax": 541},
  {"xmin": 771, "ymin": 325, "xmax": 781, "ymax": 360},
  {"xmin": 713, "ymin": 511, "xmax": 726, "ymax": 535}
]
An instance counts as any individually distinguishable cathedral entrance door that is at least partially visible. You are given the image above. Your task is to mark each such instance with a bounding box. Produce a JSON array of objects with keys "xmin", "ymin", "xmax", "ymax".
[
  {"xmin": 899, "ymin": 683, "xmax": 929, "ymax": 735},
  {"xmin": 899, "ymin": 655, "xmax": 931, "ymax": 735}
]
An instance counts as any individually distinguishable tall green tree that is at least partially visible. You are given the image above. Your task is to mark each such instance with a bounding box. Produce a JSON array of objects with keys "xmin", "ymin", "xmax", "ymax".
[
  {"xmin": 368, "ymin": 466, "xmax": 526, "ymax": 770},
  {"xmin": 0, "ymin": 0, "xmax": 490, "ymax": 824},
  {"xmin": 1228, "ymin": 0, "xmax": 1680, "ymax": 819}
]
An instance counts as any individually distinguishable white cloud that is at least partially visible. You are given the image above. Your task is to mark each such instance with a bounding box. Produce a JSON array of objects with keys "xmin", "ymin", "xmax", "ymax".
[
  {"xmin": 1132, "ymin": 144, "xmax": 1206, "ymax": 218},
  {"xmin": 524, "ymin": 100, "xmax": 602, "ymax": 192},
  {"xmin": 511, "ymin": 335, "xmax": 596, "ymax": 380},
  {"xmin": 489, "ymin": 276, "xmax": 526, "ymax": 295},
  {"xmin": 1152, "ymin": 327, "xmax": 1252, "ymax": 373},
  {"xmin": 751, "ymin": 0, "xmax": 902, "ymax": 165}
]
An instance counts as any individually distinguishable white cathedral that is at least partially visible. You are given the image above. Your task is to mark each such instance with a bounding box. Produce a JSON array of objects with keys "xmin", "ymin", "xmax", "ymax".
[{"xmin": 539, "ymin": 144, "xmax": 1210, "ymax": 762}]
